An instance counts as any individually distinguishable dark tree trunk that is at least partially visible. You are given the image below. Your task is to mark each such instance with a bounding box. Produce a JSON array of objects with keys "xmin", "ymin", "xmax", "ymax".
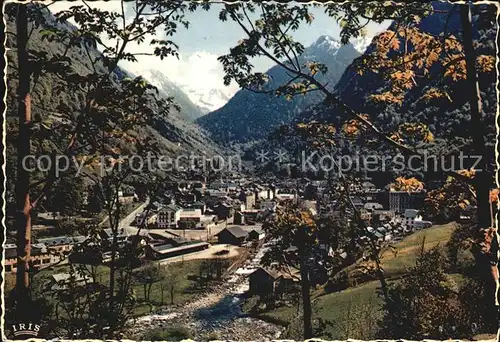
[
  {"xmin": 147, "ymin": 283, "xmax": 152, "ymax": 302},
  {"xmin": 15, "ymin": 2, "xmax": 32, "ymax": 315},
  {"xmin": 299, "ymin": 255, "xmax": 313, "ymax": 339},
  {"xmin": 460, "ymin": 4, "xmax": 490, "ymax": 229},
  {"xmin": 460, "ymin": 2, "xmax": 498, "ymax": 322}
]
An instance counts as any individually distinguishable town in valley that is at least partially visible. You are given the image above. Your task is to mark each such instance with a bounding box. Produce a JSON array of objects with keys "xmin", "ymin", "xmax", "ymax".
[{"xmin": 3, "ymin": 1, "xmax": 498, "ymax": 340}]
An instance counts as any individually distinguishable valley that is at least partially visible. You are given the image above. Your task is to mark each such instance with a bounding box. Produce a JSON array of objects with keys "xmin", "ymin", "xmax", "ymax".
[{"xmin": 2, "ymin": 1, "xmax": 498, "ymax": 341}]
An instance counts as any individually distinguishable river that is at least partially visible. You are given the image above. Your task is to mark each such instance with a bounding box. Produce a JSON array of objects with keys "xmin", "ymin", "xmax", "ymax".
[{"xmin": 126, "ymin": 246, "xmax": 285, "ymax": 340}]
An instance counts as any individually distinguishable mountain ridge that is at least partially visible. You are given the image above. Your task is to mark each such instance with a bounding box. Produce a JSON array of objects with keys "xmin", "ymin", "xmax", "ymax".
[
  {"xmin": 196, "ymin": 35, "xmax": 362, "ymax": 144},
  {"xmin": 5, "ymin": 6, "xmax": 220, "ymax": 172}
]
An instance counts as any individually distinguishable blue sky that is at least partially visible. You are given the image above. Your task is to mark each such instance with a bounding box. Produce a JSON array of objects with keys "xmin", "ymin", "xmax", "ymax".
[
  {"xmin": 48, "ymin": 1, "xmax": 389, "ymax": 110},
  {"xmin": 172, "ymin": 4, "xmax": 388, "ymax": 71}
]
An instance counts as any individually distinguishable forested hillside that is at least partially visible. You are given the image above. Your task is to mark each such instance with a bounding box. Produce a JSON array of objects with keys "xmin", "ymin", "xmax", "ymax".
[{"xmin": 4, "ymin": 5, "xmax": 219, "ymax": 212}]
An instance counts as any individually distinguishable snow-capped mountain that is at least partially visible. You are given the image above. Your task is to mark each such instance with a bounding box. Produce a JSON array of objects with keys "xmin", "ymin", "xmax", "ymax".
[
  {"xmin": 182, "ymin": 85, "xmax": 233, "ymax": 114},
  {"xmin": 157, "ymin": 51, "xmax": 238, "ymax": 115},
  {"xmin": 196, "ymin": 35, "xmax": 361, "ymax": 143},
  {"xmin": 351, "ymin": 35, "xmax": 374, "ymax": 54},
  {"xmin": 132, "ymin": 36, "xmax": 372, "ymax": 122},
  {"xmin": 316, "ymin": 35, "xmax": 342, "ymax": 53},
  {"xmin": 126, "ymin": 69, "xmax": 205, "ymax": 121}
]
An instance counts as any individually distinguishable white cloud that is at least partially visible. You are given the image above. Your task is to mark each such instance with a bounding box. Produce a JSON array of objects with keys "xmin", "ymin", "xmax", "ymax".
[
  {"xmin": 47, "ymin": 1, "xmax": 239, "ymax": 111},
  {"xmin": 121, "ymin": 51, "xmax": 239, "ymax": 112},
  {"xmin": 164, "ymin": 51, "xmax": 237, "ymax": 94}
]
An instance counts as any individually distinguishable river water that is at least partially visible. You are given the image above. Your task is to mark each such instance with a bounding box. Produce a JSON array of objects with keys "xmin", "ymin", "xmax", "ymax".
[{"xmin": 126, "ymin": 246, "xmax": 285, "ymax": 340}]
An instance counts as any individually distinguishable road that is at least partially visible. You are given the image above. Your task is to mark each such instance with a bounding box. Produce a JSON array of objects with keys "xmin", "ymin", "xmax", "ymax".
[{"xmin": 119, "ymin": 198, "xmax": 150, "ymax": 232}]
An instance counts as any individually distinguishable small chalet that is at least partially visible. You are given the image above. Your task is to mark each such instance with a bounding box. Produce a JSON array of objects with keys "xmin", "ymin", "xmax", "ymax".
[
  {"xmin": 216, "ymin": 226, "xmax": 248, "ymax": 245},
  {"xmin": 248, "ymin": 267, "xmax": 299, "ymax": 298},
  {"xmin": 248, "ymin": 228, "xmax": 266, "ymax": 241},
  {"xmin": 50, "ymin": 272, "xmax": 93, "ymax": 290},
  {"xmin": 214, "ymin": 202, "xmax": 234, "ymax": 220}
]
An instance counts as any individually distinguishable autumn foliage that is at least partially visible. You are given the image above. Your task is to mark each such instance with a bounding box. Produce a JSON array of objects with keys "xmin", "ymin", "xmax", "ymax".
[{"xmin": 390, "ymin": 176, "xmax": 424, "ymax": 192}]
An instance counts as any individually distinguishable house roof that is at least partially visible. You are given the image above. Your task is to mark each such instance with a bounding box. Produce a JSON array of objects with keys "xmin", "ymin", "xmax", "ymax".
[
  {"xmin": 164, "ymin": 204, "xmax": 182, "ymax": 212},
  {"xmin": 36, "ymin": 236, "xmax": 70, "ymax": 245},
  {"xmin": 404, "ymin": 209, "xmax": 419, "ymax": 218},
  {"xmin": 217, "ymin": 226, "xmax": 248, "ymax": 238},
  {"xmin": 36, "ymin": 236, "xmax": 78, "ymax": 246},
  {"xmin": 52, "ymin": 272, "xmax": 89, "ymax": 283},
  {"xmin": 250, "ymin": 267, "xmax": 280, "ymax": 279},
  {"xmin": 32, "ymin": 243, "xmax": 48, "ymax": 255},
  {"xmin": 103, "ymin": 228, "xmax": 129, "ymax": 238},
  {"xmin": 350, "ymin": 195, "xmax": 364, "ymax": 204},
  {"xmin": 5, "ymin": 244, "xmax": 16, "ymax": 259},
  {"xmin": 249, "ymin": 267, "xmax": 300, "ymax": 280},
  {"xmin": 151, "ymin": 242, "xmax": 209, "ymax": 254},
  {"xmin": 361, "ymin": 181, "xmax": 376, "ymax": 189}
]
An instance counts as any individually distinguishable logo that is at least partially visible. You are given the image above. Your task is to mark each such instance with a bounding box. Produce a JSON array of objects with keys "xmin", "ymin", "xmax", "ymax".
[{"xmin": 11, "ymin": 323, "xmax": 41, "ymax": 337}]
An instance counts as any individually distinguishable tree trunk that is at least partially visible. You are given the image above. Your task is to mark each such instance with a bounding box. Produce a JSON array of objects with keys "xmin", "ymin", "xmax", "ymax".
[
  {"xmin": 15, "ymin": 1, "xmax": 32, "ymax": 312},
  {"xmin": 107, "ymin": 197, "xmax": 120, "ymax": 327},
  {"xmin": 147, "ymin": 283, "xmax": 152, "ymax": 302},
  {"xmin": 460, "ymin": 5, "xmax": 499, "ymax": 331},
  {"xmin": 460, "ymin": 4, "xmax": 491, "ymax": 229},
  {"xmin": 460, "ymin": 2, "xmax": 498, "ymax": 307},
  {"xmin": 299, "ymin": 255, "xmax": 313, "ymax": 339}
]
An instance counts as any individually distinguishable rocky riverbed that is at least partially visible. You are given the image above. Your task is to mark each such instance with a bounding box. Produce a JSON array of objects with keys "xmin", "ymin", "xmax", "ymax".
[
  {"xmin": 125, "ymin": 278, "xmax": 284, "ymax": 341},
  {"xmin": 126, "ymin": 244, "xmax": 285, "ymax": 341}
]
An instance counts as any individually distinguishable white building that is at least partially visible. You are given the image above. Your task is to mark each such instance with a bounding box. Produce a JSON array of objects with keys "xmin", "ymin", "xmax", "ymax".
[
  {"xmin": 179, "ymin": 208, "xmax": 203, "ymax": 221},
  {"xmin": 275, "ymin": 193, "xmax": 296, "ymax": 201},
  {"xmin": 403, "ymin": 209, "xmax": 431, "ymax": 232},
  {"xmin": 414, "ymin": 216, "xmax": 433, "ymax": 230},
  {"xmin": 254, "ymin": 188, "xmax": 274, "ymax": 200},
  {"xmin": 157, "ymin": 204, "xmax": 182, "ymax": 228}
]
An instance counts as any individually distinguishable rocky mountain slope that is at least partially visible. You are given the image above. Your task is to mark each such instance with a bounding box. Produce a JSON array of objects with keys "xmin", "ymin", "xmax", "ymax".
[
  {"xmin": 280, "ymin": 2, "xmax": 497, "ymax": 184},
  {"xmin": 299, "ymin": 2, "xmax": 496, "ymax": 151},
  {"xmin": 5, "ymin": 6, "xmax": 219, "ymax": 165},
  {"xmin": 133, "ymin": 69, "xmax": 206, "ymax": 122}
]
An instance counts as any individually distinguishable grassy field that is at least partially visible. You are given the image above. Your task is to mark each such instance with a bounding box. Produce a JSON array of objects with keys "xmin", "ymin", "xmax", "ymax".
[
  {"xmin": 340, "ymin": 222, "xmax": 456, "ymax": 286},
  {"xmin": 257, "ymin": 280, "xmax": 382, "ymax": 340},
  {"xmin": 26, "ymin": 256, "xmax": 238, "ymax": 317},
  {"xmin": 380, "ymin": 222, "xmax": 456, "ymax": 277},
  {"xmin": 249, "ymin": 222, "xmax": 458, "ymax": 340}
]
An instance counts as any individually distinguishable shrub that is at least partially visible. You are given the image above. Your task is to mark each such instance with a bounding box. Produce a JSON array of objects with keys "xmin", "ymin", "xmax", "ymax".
[
  {"xmin": 379, "ymin": 246, "xmax": 466, "ymax": 339},
  {"xmin": 142, "ymin": 326, "xmax": 192, "ymax": 341}
]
